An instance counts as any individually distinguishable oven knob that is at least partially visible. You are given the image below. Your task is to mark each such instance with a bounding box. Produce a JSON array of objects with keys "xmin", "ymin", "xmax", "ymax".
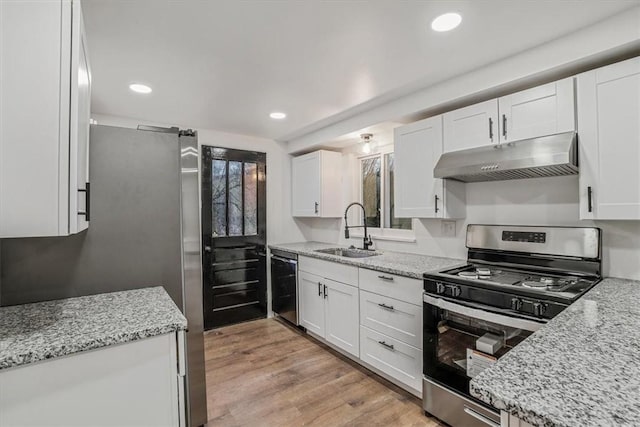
[
  {"xmin": 450, "ymin": 285, "xmax": 461, "ymax": 297},
  {"xmin": 511, "ymin": 298, "xmax": 523, "ymax": 311},
  {"xmin": 533, "ymin": 302, "xmax": 547, "ymax": 317},
  {"xmin": 436, "ymin": 282, "xmax": 446, "ymax": 294}
]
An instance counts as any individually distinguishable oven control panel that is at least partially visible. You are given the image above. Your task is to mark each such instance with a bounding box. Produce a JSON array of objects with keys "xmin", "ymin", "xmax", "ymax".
[{"xmin": 502, "ymin": 230, "xmax": 546, "ymax": 243}]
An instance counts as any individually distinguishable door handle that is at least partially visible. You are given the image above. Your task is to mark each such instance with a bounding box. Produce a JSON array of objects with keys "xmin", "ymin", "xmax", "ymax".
[
  {"xmin": 78, "ymin": 182, "xmax": 90, "ymax": 221},
  {"xmin": 502, "ymin": 114, "xmax": 507, "ymax": 139},
  {"xmin": 314, "ymin": 202, "xmax": 319, "ymax": 214},
  {"xmin": 323, "ymin": 284, "xmax": 328, "ymax": 299},
  {"xmin": 587, "ymin": 186, "xmax": 593, "ymax": 213},
  {"xmin": 318, "ymin": 282, "xmax": 322, "ymax": 296},
  {"xmin": 488, "ymin": 117, "xmax": 494, "ymax": 142},
  {"xmin": 434, "ymin": 194, "xmax": 440, "ymax": 214},
  {"xmin": 378, "ymin": 341, "xmax": 394, "ymax": 351}
]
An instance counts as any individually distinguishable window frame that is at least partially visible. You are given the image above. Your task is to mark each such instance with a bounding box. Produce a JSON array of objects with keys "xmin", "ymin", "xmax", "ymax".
[{"xmin": 355, "ymin": 146, "xmax": 415, "ymax": 242}]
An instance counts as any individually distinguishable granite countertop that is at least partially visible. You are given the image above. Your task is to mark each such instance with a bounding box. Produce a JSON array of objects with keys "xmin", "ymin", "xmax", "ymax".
[
  {"xmin": 470, "ymin": 277, "xmax": 640, "ymax": 427},
  {"xmin": 269, "ymin": 241, "xmax": 464, "ymax": 279},
  {"xmin": 0, "ymin": 286, "xmax": 187, "ymax": 371}
]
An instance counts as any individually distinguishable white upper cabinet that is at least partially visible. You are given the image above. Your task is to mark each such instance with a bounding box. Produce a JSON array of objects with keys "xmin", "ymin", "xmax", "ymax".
[
  {"xmin": 443, "ymin": 99, "xmax": 499, "ymax": 152},
  {"xmin": 0, "ymin": 0, "xmax": 91, "ymax": 237},
  {"xmin": 443, "ymin": 78, "xmax": 575, "ymax": 152},
  {"xmin": 499, "ymin": 77, "xmax": 575, "ymax": 143},
  {"xmin": 577, "ymin": 57, "xmax": 640, "ymax": 220},
  {"xmin": 394, "ymin": 116, "xmax": 466, "ymax": 219},
  {"xmin": 291, "ymin": 150, "xmax": 342, "ymax": 217}
]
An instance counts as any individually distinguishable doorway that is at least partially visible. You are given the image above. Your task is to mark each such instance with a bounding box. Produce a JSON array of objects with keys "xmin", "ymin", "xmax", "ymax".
[{"xmin": 201, "ymin": 146, "xmax": 267, "ymax": 330}]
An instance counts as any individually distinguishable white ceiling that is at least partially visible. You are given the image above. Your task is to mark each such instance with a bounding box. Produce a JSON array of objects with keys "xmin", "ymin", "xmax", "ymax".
[{"xmin": 83, "ymin": 0, "xmax": 638, "ymax": 141}]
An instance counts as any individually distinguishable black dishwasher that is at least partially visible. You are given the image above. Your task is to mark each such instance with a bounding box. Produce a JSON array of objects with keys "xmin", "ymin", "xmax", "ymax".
[{"xmin": 270, "ymin": 249, "xmax": 298, "ymax": 326}]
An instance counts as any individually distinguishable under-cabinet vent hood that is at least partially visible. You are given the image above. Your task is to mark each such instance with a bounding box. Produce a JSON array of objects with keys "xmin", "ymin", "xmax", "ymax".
[{"xmin": 433, "ymin": 132, "xmax": 578, "ymax": 183}]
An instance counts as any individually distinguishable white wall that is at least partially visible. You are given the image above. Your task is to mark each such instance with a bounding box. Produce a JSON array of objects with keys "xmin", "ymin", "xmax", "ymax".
[
  {"xmin": 299, "ymin": 174, "xmax": 640, "ymax": 281},
  {"xmin": 92, "ymin": 114, "xmax": 311, "ymax": 246}
]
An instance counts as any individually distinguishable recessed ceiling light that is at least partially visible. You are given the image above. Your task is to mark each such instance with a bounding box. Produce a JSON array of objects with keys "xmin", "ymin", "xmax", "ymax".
[
  {"xmin": 270, "ymin": 112, "xmax": 287, "ymax": 120},
  {"xmin": 431, "ymin": 13, "xmax": 462, "ymax": 32},
  {"xmin": 129, "ymin": 83, "xmax": 152, "ymax": 94}
]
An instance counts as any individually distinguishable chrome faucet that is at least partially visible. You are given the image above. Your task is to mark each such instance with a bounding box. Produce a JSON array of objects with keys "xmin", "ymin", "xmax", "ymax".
[{"xmin": 344, "ymin": 202, "xmax": 373, "ymax": 250}]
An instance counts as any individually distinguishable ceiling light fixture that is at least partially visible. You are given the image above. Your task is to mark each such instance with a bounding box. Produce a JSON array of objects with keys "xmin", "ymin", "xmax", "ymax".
[
  {"xmin": 431, "ymin": 12, "xmax": 462, "ymax": 32},
  {"xmin": 361, "ymin": 133, "xmax": 373, "ymax": 154},
  {"xmin": 270, "ymin": 112, "xmax": 287, "ymax": 120},
  {"xmin": 129, "ymin": 83, "xmax": 152, "ymax": 94}
]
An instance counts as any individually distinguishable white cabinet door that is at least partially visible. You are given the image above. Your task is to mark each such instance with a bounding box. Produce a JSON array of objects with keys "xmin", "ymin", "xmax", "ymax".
[
  {"xmin": 292, "ymin": 151, "xmax": 321, "ymax": 217},
  {"xmin": 443, "ymin": 99, "xmax": 499, "ymax": 152},
  {"xmin": 578, "ymin": 57, "xmax": 640, "ymax": 220},
  {"xmin": 298, "ymin": 271, "xmax": 325, "ymax": 337},
  {"xmin": 324, "ymin": 278, "xmax": 359, "ymax": 357},
  {"xmin": 0, "ymin": 0, "xmax": 90, "ymax": 237},
  {"xmin": 498, "ymin": 77, "xmax": 575, "ymax": 143},
  {"xmin": 394, "ymin": 116, "xmax": 444, "ymax": 218},
  {"xmin": 69, "ymin": 1, "xmax": 91, "ymax": 233},
  {"xmin": 0, "ymin": 333, "xmax": 181, "ymax": 427}
]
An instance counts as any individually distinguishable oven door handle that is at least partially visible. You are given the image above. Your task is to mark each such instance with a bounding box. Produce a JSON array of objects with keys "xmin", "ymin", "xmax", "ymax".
[{"xmin": 423, "ymin": 294, "xmax": 543, "ymax": 332}]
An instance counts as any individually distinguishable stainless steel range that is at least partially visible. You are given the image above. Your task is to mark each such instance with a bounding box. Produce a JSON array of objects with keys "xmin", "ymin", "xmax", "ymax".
[{"xmin": 422, "ymin": 225, "xmax": 601, "ymax": 427}]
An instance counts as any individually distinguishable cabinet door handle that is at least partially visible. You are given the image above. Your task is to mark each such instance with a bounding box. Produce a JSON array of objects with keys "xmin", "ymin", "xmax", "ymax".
[
  {"xmin": 323, "ymin": 284, "xmax": 328, "ymax": 299},
  {"xmin": 314, "ymin": 202, "xmax": 319, "ymax": 214},
  {"xmin": 378, "ymin": 341, "xmax": 394, "ymax": 351},
  {"xmin": 434, "ymin": 194, "xmax": 440, "ymax": 214},
  {"xmin": 488, "ymin": 117, "xmax": 494, "ymax": 142},
  {"xmin": 587, "ymin": 186, "xmax": 593, "ymax": 213},
  {"xmin": 378, "ymin": 303, "xmax": 395, "ymax": 311},
  {"xmin": 377, "ymin": 275, "xmax": 394, "ymax": 281},
  {"xmin": 502, "ymin": 114, "xmax": 507, "ymax": 139},
  {"xmin": 318, "ymin": 282, "xmax": 322, "ymax": 296},
  {"xmin": 77, "ymin": 182, "xmax": 90, "ymax": 221}
]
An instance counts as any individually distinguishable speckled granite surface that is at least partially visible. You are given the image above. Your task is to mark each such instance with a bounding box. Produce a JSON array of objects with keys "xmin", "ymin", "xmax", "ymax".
[
  {"xmin": 269, "ymin": 241, "xmax": 464, "ymax": 279},
  {"xmin": 470, "ymin": 277, "xmax": 640, "ymax": 427},
  {"xmin": 0, "ymin": 287, "xmax": 187, "ymax": 370}
]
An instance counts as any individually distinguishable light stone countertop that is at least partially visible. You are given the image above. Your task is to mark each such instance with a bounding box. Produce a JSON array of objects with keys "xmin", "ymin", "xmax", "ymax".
[
  {"xmin": 269, "ymin": 241, "xmax": 465, "ymax": 279},
  {"xmin": 0, "ymin": 286, "xmax": 187, "ymax": 370},
  {"xmin": 470, "ymin": 277, "xmax": 640, "ymax": 427}
]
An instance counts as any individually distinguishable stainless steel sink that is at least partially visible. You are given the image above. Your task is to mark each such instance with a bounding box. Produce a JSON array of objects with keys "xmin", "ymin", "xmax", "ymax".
[{"xmin": 314, "ymin": 247, "xmax": 380, "ymax": 258}]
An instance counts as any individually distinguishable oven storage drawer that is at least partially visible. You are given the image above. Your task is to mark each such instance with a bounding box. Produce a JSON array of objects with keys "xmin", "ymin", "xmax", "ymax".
[
  {"xmin": 359, "ymin": 269, "xmax": 422, "ymax": 304},
  {"xmin": 359, "ymin": 326, "xmax": 422, "ymax": 392},
  {"xmin": 299, "ymin": 256, "xmax": 358, "ymax": 286},
  {"xmin": 359, "ymin": 290, "xmax": 422, "ymax": 349}
]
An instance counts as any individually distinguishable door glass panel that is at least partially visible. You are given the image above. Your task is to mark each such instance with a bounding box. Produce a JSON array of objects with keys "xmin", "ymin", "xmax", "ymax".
[
  {"xmin": 361, "ymin": 157, "xmax": 381, "ymax": 227},
  {"xmin": 228, "ymin": 161, "xmax": 243, "ymax": 236},
  {"xmin": 244, "ymin": 162, "xmax": 258, "ymax": 235},
  {"xmin": 212, "ymin": 160, "xmax": 227, "ymax": 237},
  {"xmin": 436, "ymin": 309, "xmax": 532, "ymax": 378},
  {"xmin": 384, "ymin": 153, "xmax": 411, "ymax": 230}
]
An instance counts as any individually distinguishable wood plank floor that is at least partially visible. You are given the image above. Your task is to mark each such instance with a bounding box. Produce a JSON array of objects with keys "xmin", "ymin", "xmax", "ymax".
[{"xmin": 204, "ymin": 318, "xmax": 445, "ymax": 426}]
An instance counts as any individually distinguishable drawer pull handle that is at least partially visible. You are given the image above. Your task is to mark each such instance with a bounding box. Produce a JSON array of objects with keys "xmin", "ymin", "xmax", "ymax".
[
  {"xmin": 378, "ymin": 275, "xmax": 394, "ymax": 281},
  {"xmin": 378, "ymin": 341, "xmax": 394, "ymax": 351},
  {"xmin": 378, "ymin": 303, "xmax": 395, "ymax": 311}
]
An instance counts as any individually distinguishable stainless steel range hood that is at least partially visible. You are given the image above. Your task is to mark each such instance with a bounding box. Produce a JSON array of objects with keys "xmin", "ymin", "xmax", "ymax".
[{"xmin": 434, "ymin": 132, "xmax": 578, "ymax": 182}]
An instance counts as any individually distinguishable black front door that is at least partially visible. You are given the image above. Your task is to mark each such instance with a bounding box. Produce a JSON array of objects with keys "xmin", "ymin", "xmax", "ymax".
[{"xmin": 201, "ymin": 146, "xmax": 267, "ymax": 329}]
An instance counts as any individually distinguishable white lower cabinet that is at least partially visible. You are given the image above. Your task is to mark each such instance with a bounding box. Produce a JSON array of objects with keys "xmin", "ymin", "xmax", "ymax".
[
  {"xmin": 298, "ymin": 270, "xmax": 359, "ymax": 357},
  {"xmin": 359, "ymin": 326, "xmax": 422, "ymax": 395},
  {"xmin": 0, "ymin": 332, "xmax": 186, "ymax": 427}
]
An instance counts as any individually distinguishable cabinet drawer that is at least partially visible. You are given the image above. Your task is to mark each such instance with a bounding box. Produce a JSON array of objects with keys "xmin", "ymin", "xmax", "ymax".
[
  {"xmin": 299, "ymin": 256, "xmax": 358, "ymax": 286},
  {"xmin": 359, "ymin": 290, "xmax": 422, "ymax": 349},
  {"xmin": 358, "ymin": 268, "xmax": 422, "ymax": 304},
  {"xmin": 359, "ymin": 326, "xmax": 422, "ymax": 393}
]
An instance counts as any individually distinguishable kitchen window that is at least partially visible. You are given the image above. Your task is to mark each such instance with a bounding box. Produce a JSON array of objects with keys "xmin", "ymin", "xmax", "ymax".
[{"xmin": 359, "ymin": 150, "xmax": 412, "ymax": 235}]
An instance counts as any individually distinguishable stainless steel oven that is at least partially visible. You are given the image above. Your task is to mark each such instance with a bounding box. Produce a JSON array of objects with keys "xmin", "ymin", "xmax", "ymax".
[
  {"xmin": 423, "ymin": 293, "xmax": 544, "ymax": 427},
  {"xmin": 422, "ymin": 225, "xmax": 602, "ymax": 427}
]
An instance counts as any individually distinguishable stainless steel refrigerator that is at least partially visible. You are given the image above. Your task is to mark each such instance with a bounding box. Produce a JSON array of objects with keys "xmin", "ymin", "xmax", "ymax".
[{"xmin": 0, "ymin": 124, "xmax": 208, "ymax": 426}]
